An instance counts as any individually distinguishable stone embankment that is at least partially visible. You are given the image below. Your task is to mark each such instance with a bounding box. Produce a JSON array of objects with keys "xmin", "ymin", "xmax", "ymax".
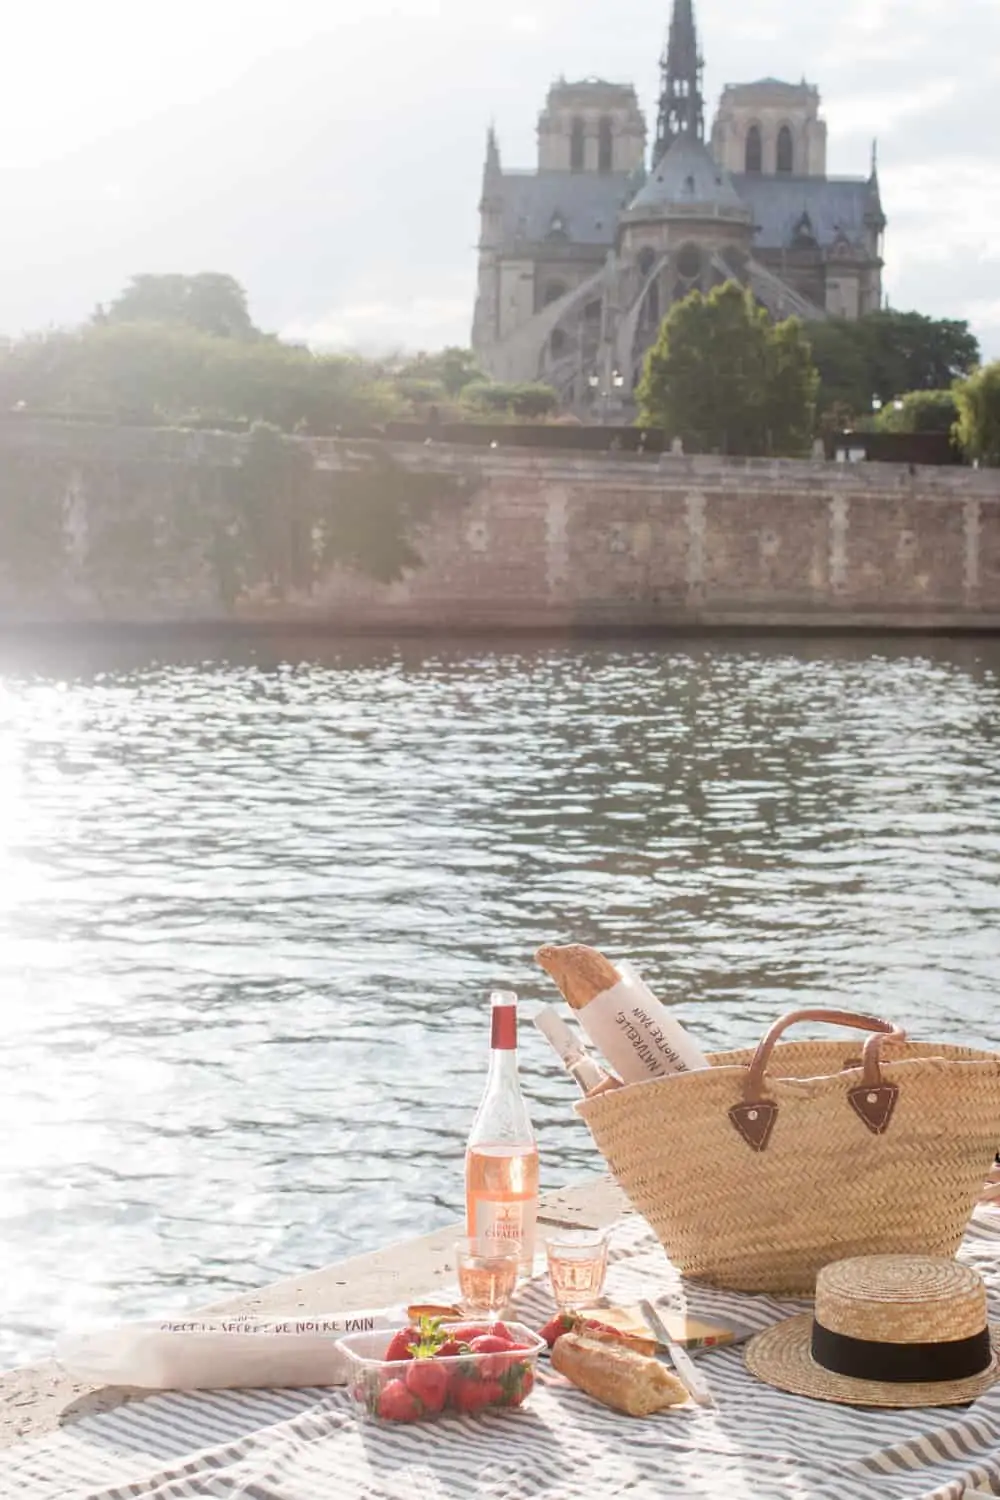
[{"xmin": 0, "ymin": 417, "xmax": 997, "ymax": 630}]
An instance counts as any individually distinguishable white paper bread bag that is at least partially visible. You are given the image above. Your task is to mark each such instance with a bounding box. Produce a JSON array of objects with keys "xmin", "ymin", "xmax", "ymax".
[{"xmin": 57, "ymin": 1308, "xmax": 405, "ymax": 1391}]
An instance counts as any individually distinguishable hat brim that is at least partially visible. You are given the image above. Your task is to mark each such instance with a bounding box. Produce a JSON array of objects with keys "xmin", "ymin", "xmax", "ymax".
[{"xmin": 745, "ymin": 1317, "xmax": 1000, "ymax": 1409}]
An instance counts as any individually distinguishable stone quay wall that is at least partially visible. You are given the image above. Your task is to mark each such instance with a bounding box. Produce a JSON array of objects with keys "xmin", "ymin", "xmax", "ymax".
[{"xmin": 0, "ymin": 417, "xmax": 998, "ymax": 631}]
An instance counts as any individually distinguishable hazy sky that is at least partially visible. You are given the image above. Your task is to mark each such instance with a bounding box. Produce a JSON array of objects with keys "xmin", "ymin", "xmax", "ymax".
[{"xmin": 3, "ymin": 0, "xmax": 997, "ymax": 357}]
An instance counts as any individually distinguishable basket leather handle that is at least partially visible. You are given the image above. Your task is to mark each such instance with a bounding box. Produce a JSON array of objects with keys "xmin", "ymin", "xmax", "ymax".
[{"xmin": 729, "ymin": 1008, "xmax": 907, "ymax": 1152}]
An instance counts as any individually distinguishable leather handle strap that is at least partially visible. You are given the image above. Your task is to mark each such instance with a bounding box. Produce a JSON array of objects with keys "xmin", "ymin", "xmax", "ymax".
[
  {"xmin": 728, "ymin": 1009, "xmax": 907, "ymax": 1152},
  {"xmin": 742, "ymin": 1009, "xmax": 906, "ymax": 1105}
]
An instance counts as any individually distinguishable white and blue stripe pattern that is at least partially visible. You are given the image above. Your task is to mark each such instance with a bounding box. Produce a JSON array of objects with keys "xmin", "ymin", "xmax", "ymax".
[{"xmin": 5, "ymin": 1211, "xmax": 1000, "ymax": 1500}]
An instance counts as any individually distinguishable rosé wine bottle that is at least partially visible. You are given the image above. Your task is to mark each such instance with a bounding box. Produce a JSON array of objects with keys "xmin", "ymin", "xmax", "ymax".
[{"xmin": 465, "ymin": 991, "xmax": 539, "ymax": 1275}]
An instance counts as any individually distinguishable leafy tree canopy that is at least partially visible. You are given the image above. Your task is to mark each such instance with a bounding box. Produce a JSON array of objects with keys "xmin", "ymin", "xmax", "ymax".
[
  {"xmin": 636, "ymin": 281, "xmax": 818, "ymax": 457},
  {"xmin": 0, "ymin": 322, "xmax": 400, "ymax": 430},
  {"xmin": 875, "ymin": 389, "xmax": 959, "ymax": 436},
  {"xmin": 463, "ymin": 381, "xmax": 559, "ymax": 420},
  {"xmin": 98, "ymin": 272, "xmax": 261, "ymax": 341},
  {"xmin": 954, "ymin": 362, "xmax": 1000, "ymax": 467},
  {"xmin": 808, "ymin": 311, "xmax": 980, "ymax": 421},
  {"xmin": 396, "ymin": 347, "xmax": 485, "ymax": 397}
]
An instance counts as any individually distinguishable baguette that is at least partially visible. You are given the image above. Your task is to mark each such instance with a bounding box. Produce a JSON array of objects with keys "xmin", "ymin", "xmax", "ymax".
[
  {"xmin": 576, "ymin": 1306, "xmax": 661, "ymax": 1357},
  {"xmin": 535, "ymin": 944, "xmax": 620, "ymax": 1011},
  {"xmin": 406, "ymin": 1303, "xmax": 462, "ymax": 1321},
  {"xmin": 551, "ymin": 1330, "xmax": 688, "ymax": 1417}
]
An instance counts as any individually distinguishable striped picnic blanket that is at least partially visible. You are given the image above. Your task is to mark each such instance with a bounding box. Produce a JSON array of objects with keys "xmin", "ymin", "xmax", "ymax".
[{"xmin": 5, "ymin": 1209, "xmax": 1000, "ymax": 1500}]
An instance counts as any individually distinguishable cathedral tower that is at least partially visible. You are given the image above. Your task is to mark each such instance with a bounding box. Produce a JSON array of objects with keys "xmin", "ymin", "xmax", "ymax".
[
  {"xmin": 711, "ymin": 80, "xmax": 828, "ymax": 178},
  {"xmin": 537, "ymin": 80, "xmax": 646, "ymax": 174},
  {"xmin": 653, "ymin": 0, "xmax": 705, "ymax": 165}
]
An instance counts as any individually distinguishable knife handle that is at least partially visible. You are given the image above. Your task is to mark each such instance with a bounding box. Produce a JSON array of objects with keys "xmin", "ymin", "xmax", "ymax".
[{"xmin": 667, "ymin": 1339, "xmax": 715, "ymax": 1407}]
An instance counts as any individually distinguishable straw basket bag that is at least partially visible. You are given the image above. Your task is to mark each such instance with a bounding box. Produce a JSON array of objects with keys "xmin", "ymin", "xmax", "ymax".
[{"xmin": 577, "ymin": 1008, "xmax": 1000, "ymax": 1295}]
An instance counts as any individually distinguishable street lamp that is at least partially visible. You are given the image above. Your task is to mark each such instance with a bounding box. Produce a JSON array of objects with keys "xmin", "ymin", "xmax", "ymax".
[{"xmin": 588, "ymin": 370, "xmax": 625, "ymax": 423}]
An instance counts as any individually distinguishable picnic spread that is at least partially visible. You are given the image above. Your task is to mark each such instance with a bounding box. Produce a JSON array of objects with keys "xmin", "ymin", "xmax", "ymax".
[
  {"xmin": 5, "ymin": 1211, "xmax": 1000, "ymax": 1500},
  {"xmin": 6, "ymin": 944, "xmax": 1000, "ymax": 1500}
]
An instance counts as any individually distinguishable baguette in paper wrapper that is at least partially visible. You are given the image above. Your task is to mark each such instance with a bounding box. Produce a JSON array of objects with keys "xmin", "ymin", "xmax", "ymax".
[
  {"xmin": 57, "ymin": 1303, "xmax": 461, "ymax": 1391},
  {"xmin": 535, "ymin": 945, "xmax": 707, "ymax": 1085}
]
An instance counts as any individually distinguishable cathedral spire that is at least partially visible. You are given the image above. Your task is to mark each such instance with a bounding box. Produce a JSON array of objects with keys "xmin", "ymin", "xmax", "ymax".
[
  {"xmin": 483, "ymin": 123, "xmax": 502, "ymax": 186},
  {"xmin": 654, "ymin": 0, "xmax": 705, "ymax": 166}
]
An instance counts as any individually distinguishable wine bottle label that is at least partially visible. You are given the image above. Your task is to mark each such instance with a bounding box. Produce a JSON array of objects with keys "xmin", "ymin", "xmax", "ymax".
[
  {"xmin": 473, "ymin": 1197, "xmax": 538, "ymax": 1259},
  {"xmin": 579, "ymin": 970, "xmax": 707, "ymax": 1083}
]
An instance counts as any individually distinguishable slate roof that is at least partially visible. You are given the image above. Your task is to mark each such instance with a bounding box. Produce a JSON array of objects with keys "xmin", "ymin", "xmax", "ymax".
[
  {"xmin": 732, "ymin": 174, "xmax": 876, "ymax": 250},
  {"xmin": 496, "ymin": 166, "xmax": 877, "ymax": 254},
  {"xmin": 498, "ymin": 170, "xmax": 631, "ymax": 248},
  {"xmin": 628, "ymin": 135, "xmax": 746, "ymax": 214}
]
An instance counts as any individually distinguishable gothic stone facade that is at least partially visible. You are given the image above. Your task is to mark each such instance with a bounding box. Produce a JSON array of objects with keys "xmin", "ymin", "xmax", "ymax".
[{"xmin": 471, "ymin": 4, "xmax": 885, "ymax": 416}]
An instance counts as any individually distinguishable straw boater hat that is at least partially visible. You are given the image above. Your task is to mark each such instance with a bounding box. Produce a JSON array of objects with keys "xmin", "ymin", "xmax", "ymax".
[{"xmin": 746, "ymin": 1255, "xmax": 1000, "ymax": 1408}]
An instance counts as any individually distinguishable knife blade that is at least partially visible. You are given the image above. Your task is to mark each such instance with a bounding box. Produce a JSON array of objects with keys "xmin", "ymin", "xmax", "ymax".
[{"xmin": 638, "ymin": 1299, "xmax": 715, "ymax": 1408}]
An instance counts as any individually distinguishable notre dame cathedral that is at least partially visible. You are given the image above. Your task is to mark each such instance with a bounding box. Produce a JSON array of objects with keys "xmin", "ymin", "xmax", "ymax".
[{"xmin": 470, "ymin": 0, "xmax": 886, "ymax": 416}]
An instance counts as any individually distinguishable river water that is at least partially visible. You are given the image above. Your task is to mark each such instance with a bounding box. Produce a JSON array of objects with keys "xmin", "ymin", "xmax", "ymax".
[{"xmin": 2, "ymin": 633, "xmax": 1000, "ymax": 1370}]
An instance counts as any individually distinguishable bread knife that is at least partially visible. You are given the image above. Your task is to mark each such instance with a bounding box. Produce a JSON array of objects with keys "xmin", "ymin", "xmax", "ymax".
[{"xmin": 638, "ymin": 1299, "xmax": 715, "ymax": 1408}]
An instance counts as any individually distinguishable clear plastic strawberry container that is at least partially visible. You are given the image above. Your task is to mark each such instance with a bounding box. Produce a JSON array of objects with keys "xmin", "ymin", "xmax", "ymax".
[{"xmin": 337, "ymin": 1319, "xmax": 545, "ymax": 1424}]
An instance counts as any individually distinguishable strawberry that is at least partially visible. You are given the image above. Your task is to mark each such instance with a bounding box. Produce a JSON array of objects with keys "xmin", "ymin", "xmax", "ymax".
[
  {"xmin": 407, "ymin": 1316, "xmax": 447, "ymax": 1359},
  {"xmin": 447, "ymin": 1322, "xmax": 491, "ymax": 1342},
  {"xmin": 580, "ymin": 1316, "xmax": 626, "ymax": 1341},
  {"xmin": 405, "ymin": 1358, "xmax": 449, "ymax": 1414},
  {"xmin": 378, "ymin": 1378, "xmax": 422, "ymax": 1422},
  {"xmin": 504, "ymin": 1364, "xmax": 534, "ymax": 1407},
  {"xmin": 437, "ymin": 1338, "xmax": 469, "ymax": 1358},
  {"xmin": 384, "ymin": 1327, "xmax": 419, "ymax": 1363},
  {"xmin": 487, "ymin": 1320, "xmax": 516, "ymax": 1341},
  {"xmin": 469, "ymin": 1334, "xmax": 519, "ymax": 1378},
  {"xmin": 539, "ymin": 1312, "xmax": 576, "ymax": 1348},
  {"xmin": 452, "ymin": 1376, "xmax": 503, "ymax": 1415},
  {"xmin": 478, "ymin": 1379, "xmax": 506, "ymax": 1410}
]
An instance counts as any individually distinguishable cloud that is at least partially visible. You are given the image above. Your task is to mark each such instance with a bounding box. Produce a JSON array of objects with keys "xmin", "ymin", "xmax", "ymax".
[
  {"xmin": 824, "ymin": 79, "xmax": 957, "ymax": 140},
  {"xmin": 282, "ymin": 293, "xmax": 472, "ymax": 354}
]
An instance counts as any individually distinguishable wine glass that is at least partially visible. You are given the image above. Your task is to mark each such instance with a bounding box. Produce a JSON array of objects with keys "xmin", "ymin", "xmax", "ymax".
[
  {"xmin": 454, "ymin": 1237, "xmax": 520, "ymax": 1318},
  {"xmin": 545, "ymin": 1228, "xmax": 610, "ymax": 1311}
]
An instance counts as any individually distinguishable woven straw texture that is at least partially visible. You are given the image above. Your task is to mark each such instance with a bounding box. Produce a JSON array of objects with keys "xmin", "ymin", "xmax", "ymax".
[
  {"xmin": 745, "ymin": 1317, "xmax": 1000, "ymax": 1408},
  {"xmin": 577, "ymin": 1035, "xmax": 1000, "ymax": 1294},
  {"xmin": 816, "ymin": 1255, "xmax": 986, "ymax": 1342},
  {"xmin": 746, "ymin": 1256, "xmax": 1000, "ymax": 1408}
]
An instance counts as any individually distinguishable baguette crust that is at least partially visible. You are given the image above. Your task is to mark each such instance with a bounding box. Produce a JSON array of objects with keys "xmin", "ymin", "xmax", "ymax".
[
  {"xmin": 535, "ymin": 945, "xmax": 620, "ymax": 1010},
  {"xmin": 551, "ymin": 1331, "xmax": 688, "ymax": 1416}
]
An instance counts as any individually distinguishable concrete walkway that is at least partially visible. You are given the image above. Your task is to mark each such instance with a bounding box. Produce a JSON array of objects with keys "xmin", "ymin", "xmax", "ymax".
[{"xmin": 0, "ymin": 1175, "xmax": 627, "ymax": 1451}]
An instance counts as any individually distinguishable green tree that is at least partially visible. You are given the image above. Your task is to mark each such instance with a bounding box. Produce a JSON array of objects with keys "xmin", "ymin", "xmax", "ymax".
[
  {"xmin": 0, "ymin": 322, "xmax": 402, "ymax": 430},
  {"xmin": 636, "ymin": 281, "xmax": 816, "ymax": 456},
  {"xmin": 808, "ymin": 311, "xmax": 979, "ymax": 421},
  {"xmin": 763, "ymin": 316, "xmax": 820, "ymax": 454},
  {"xmin": 462, "ymin": 380, "xmax": 559, "ymax": 420},
  {"xmin": 954, "ymin": 363, "xmax": 1000, "ymax": 466},
  {"xmin": 875, "ymin": 389, "xmax": 959, "ymax": 436},
  {"xmin": 397, "ymin": 347, "xmax": 484, "ymax": 397},
  {"xmin": 101, "ymin": 272, "xmax": 260, "ymax": 340}
]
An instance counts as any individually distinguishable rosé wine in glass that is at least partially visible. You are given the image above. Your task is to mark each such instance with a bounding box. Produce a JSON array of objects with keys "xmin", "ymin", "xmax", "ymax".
[
  {"xmin": 545, "ymin": 1229, "xmax": 610, "ymax": 1310},
  {"xmin": 454, "ymin": 1237, "xmax": 520, "ymax": 1317}
]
